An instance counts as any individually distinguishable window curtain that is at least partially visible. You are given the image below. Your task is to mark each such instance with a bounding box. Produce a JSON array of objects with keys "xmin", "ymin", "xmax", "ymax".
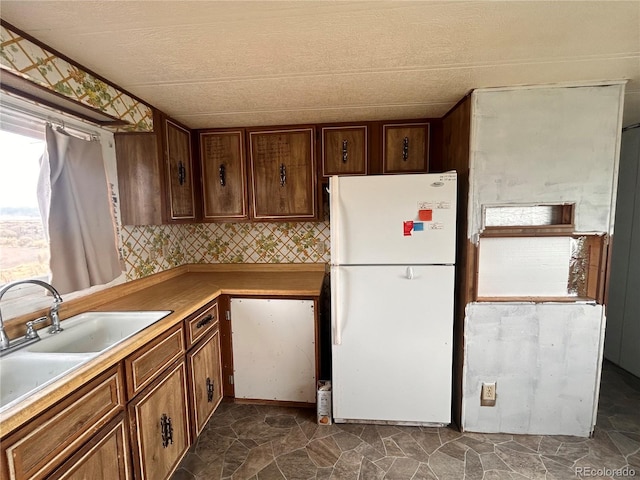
[{"xmin": 37, "ymin": 124, "xmax": 121, "ymax": 294}]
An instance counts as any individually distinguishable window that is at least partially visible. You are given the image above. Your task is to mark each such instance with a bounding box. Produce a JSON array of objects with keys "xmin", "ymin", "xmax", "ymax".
[
  {"xmin": 0, "ymin": 129, "xmax": 49, "ymax": 284},
  {"xmin": 0, "ymin": 95, "xmax": 125, "ymax": 320}
]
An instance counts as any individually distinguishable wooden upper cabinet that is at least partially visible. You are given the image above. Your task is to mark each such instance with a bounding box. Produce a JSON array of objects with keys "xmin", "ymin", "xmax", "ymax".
[
  {"xmin": 115, "ymin": 133, "xmax": 163, "ymax": 225},
  {"xmin": 165, "ymin": 119, "xmax": 196, "ymax": 221},
  {"xmin": 382, "ymin": 122, "xmax": 430, "ymax": 174},
  {"xmin": 321, "ymin": 125, "xmax": 367, "ymax": 176},
  {"xmin": 200, "ymin": 130, "xmax": 248, "ymax": 221},
  {"xmin": 249, "ymin": 127, "xmax": 316, "ymax": 220}
]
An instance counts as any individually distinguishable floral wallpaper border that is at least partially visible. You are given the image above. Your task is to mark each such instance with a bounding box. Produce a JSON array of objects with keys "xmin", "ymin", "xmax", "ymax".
[
  {"xmin": 121, "ymin": 222, "xmax": 331, "ymax": 281},
  {"xmin": 0, "ymin": 24, "xmax": 153, "ymax": 132}
]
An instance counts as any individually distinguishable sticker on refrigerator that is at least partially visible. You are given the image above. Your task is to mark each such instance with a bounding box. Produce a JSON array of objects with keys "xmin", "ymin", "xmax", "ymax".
[
  {"xmin": 403, "ymin": 221, "xmax": 414, "ymax": 236},
  {"xmin": 418, "ymin": 201, "xmax": 434, "ymax": 210},
  {"xmin": 418, "ymin": 209, "xmax": 432, "ymax": 221},
  {"xmin": 430, "ymin": 222, "xmax": 444, "ymax": 230},
  {"xmin": 436, "ymin": 201, "xmax": 451, "ymax": 209},
  {"xmin": 413, "ymin": 222, "xmax": 424, "ymax": 231}
]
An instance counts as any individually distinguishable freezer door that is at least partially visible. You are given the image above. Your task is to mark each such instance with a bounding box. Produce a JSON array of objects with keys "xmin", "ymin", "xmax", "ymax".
[
  {"xmin": 331, "ymin": 173, "xmax": 457, "ymax": 265},
  {"xmin": 331, "ymin": 265, "xmax": 454, "ymax": 424}
]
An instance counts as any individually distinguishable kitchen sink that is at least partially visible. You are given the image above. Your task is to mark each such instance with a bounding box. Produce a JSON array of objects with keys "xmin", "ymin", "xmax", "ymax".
[
  {"xmin": 25, "ymin": 311, "xmax": 172, "ymax": 354},
  {"xmin": 0, "ymin": 352, "xmax": 93, "ymax": 410},
  {"xmin": 0, "ymin": 310, "xmax": 172, "ymax": 412}
]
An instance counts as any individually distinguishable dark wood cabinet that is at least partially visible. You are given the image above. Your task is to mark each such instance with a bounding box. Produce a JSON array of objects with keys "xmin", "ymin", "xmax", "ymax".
[
  {"xmin": 115, "ymin": 133, "xmax": 164, "ymax": 225},
  {"xmin": 199, "ymin": 130, "xmax": 248, "ymax": 221},
  {"xmin": 382, "ymin": 122, "xmax": 430, "ymax": 173},
  {"xmin": 165, "ymin": 120, "xmax": 196, "ymax": 221},
  {"xmin": 248, "ymin": 127, "xmax": 316, "ymax": 220},
  {"xmin": 321, "ymin": 125, "xmax": 368, "ymax": 176}
]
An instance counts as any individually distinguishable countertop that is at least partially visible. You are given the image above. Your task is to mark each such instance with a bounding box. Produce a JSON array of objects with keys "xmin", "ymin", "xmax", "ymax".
[{"xmin": 0, "ymin": 264, "xmax": 326, "ymax": 436}]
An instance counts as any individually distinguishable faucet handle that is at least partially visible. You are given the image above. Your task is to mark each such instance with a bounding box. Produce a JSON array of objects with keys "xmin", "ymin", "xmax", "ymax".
[{"xmin": 25, "ymin": 316, "xmax": 48, "ymax": 340}]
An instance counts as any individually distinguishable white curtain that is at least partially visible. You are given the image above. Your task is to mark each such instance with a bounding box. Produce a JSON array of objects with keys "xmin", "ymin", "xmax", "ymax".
[{"xmin": 38, "ymin": 125, "xmax": 121, "ymax": 294}]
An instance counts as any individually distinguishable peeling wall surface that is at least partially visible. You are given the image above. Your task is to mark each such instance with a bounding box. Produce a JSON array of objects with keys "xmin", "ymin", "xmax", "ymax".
[
  {"xmin": 469, "ymin": 84, "xmax": 624, "ymax": 237},
  {"xmin": 463, "ymin": 303, "xmax": 603, "ymax": 437},
  {"xmin": 462, "ymin": 84, "xmax": 623, "ymax": 436}
]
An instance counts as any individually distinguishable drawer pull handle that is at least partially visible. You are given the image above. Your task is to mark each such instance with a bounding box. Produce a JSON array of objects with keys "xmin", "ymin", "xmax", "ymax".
[
  {"xmin": 342, "ymin": 140, "xmax": 348, "ymax": 163},
  {"xmin": 160, "ymin": 414, "xmax": 173, "ymax": 448},
  {"xmin": 206, "ymin": 377, "xmax": 214, "ymax": 402},
  {"xmin": 280, "ymin": 163, "xmax": 286, "ymax": 186},
  {"xmin": 196, "ymin": 314, "xmax": 214, "ymax": 329},
  {"xmin": 402, "ymin": 137, "xmax": 409, "ymax": 161},
  {"xmin": 219, "ymin": 164, "xmax": 226, "ymax": 186}
]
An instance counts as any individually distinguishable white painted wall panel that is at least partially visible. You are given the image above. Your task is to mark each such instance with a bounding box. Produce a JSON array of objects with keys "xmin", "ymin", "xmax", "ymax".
[
  {"xmin": 462, "ymin": 303, "xmax": 603, "ymax": 437},
  {"xmin": 469, "ymin": 84, "xmax": 624, "ymax": 236},
  {"xmin": 477, "ymin": 237, "xmax": 572, "ymax": 297}
]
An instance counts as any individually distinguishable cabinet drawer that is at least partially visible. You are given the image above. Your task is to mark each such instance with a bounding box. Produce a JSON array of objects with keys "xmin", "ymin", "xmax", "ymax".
[
  {"xmin": 125, "ymin": 324, "xmax": 185, "ymax": 398},
  {"xmin": 185, "ymin": 302, "xmax": 218, "ymax": 348},
  {"xmin": 2, "ymin": 365, "xmax": 124, "ymax": 480}
]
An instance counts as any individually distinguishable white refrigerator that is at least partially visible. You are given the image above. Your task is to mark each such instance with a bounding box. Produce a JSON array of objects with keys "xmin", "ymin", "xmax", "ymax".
[{"xmin": 330, "ymin": 172, "xmax": 457, "ymax": 425}]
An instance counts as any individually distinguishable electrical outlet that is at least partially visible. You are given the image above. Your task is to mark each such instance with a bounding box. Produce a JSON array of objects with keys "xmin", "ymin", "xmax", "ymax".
[
  {"xmin": 481, "ymin": 382, "xmax": 497, "ymax": 407},
  {"xmin": 317, "ymin": 241, "xmax": 325, "ymax": 255}
]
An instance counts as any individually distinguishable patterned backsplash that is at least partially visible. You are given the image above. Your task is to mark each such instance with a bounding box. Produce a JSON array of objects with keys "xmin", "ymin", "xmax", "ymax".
[{"xmin": 121, "ymin": 222, "xmax": 330, "ymax": 281}]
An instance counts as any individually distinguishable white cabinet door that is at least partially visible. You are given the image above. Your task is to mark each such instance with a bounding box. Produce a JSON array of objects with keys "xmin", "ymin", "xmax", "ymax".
[{"xmin": 231, "ymin": 298, "xmax": 316, "ymax": 403}]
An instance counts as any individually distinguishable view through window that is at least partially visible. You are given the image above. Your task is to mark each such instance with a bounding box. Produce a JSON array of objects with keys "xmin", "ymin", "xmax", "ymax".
[{"xmin": 0, "ymin": 129, "xmax": 49, "ymax": 284}]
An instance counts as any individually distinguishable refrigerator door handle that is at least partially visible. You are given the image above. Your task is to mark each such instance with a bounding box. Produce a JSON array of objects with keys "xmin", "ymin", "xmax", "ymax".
[
  {"xmin": 331, "ymin": 266, "xmax": 342, "ymax": 345},
  {"xmin": 406, "ymin": 266, "xmax": 414, "ymax": 280},
  {"xmin": 330, "ymin": 176, "xmax": 340, "ymax": 265}
]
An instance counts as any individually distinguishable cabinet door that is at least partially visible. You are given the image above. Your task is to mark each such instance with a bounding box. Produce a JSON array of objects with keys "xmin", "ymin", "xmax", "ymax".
[
  {"xmin": 165, "ymin": 120, "xmax": 196, "ymax": 221},
  {"xmin": 200, "ymin": 131, "xmax": 248, "ymax": 221},
  {"xmin": 230, "ymin": 298, "xmax": 316, "ymax": 403},
  {"xmin": 48, "ymin": 415, "xmax": 132, "ymax": 480},
  {"xmin": 115, "ymin": 133, "xmax": 163, "ymax": 225},
  {"xmin": 249, "ymin": 128, "xmax": 316, "ymax": 220},
  {"xmin": 187, "ymin": 330, "xmax": 223, "ymax": 436},
  {"xmin": 382, "ymin": 123, "xmax": 430, "ymax": 173},
  {"xmin": 321, "ymin": 126, "xmax": 367, "ymax": 176},
  {"xmin": 129, "ymin": 361, "xmax": 190, "ymax": 480}
]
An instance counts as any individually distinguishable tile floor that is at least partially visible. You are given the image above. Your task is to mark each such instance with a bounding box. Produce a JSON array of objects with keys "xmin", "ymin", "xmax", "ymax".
[{"xmin": 172, "ymin": 362, "xmax": 640, "ymax": 480}]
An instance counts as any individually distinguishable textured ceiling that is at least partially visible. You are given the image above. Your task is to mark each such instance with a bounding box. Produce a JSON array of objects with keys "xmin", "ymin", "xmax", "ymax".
[{"xmin": 1, "ymin": 1, "xmax": 639, "ymax": 129}]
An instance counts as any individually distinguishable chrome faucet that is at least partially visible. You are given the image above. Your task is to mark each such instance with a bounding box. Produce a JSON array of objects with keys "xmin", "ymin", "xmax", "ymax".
[{"xmin": 0, "ymin": 279, "xmax": 64, "ymax": 351}]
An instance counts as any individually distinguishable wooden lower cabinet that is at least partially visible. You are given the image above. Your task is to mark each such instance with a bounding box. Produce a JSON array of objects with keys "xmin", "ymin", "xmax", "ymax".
[
  {"xmin": 128, "ymin": 360, "xmax": 191, "ymax": 480},
  {"xmin": 48, "ymin": 415, "xmax": 132, "ymax": 480},
  {"xmin": 0, "ymin": 366, "xmax": 124, "ymax": 480},
  {"xmin": 187, "ymin": 329, "xmax": 223, "ymax": 436}
]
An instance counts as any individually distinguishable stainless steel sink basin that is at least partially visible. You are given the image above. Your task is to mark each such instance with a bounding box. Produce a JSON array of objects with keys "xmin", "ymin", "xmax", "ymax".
[
  {"xmin": 0, "ymin": 310, "xmax": 172, "ymax": 412},
  {"xmin": 25, "ymin": 311, "xmax": 172, "ymax": 354}
]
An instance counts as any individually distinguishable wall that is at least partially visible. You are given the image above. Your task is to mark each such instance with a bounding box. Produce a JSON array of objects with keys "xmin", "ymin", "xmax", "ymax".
[
  {"xmin": 605, "ymin": 125, "xmax": 640, "ymax": 377},
  {"xmin": 462, "ymin": 83, "xmax": 624, "ymax": 436},
  {"xmin": 463, "ymin": 303, "xmax": 603, "ymax": 436},
  {"xmin": 120, "ymin": 222, "xmax": 330, "ymax": 280}
]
